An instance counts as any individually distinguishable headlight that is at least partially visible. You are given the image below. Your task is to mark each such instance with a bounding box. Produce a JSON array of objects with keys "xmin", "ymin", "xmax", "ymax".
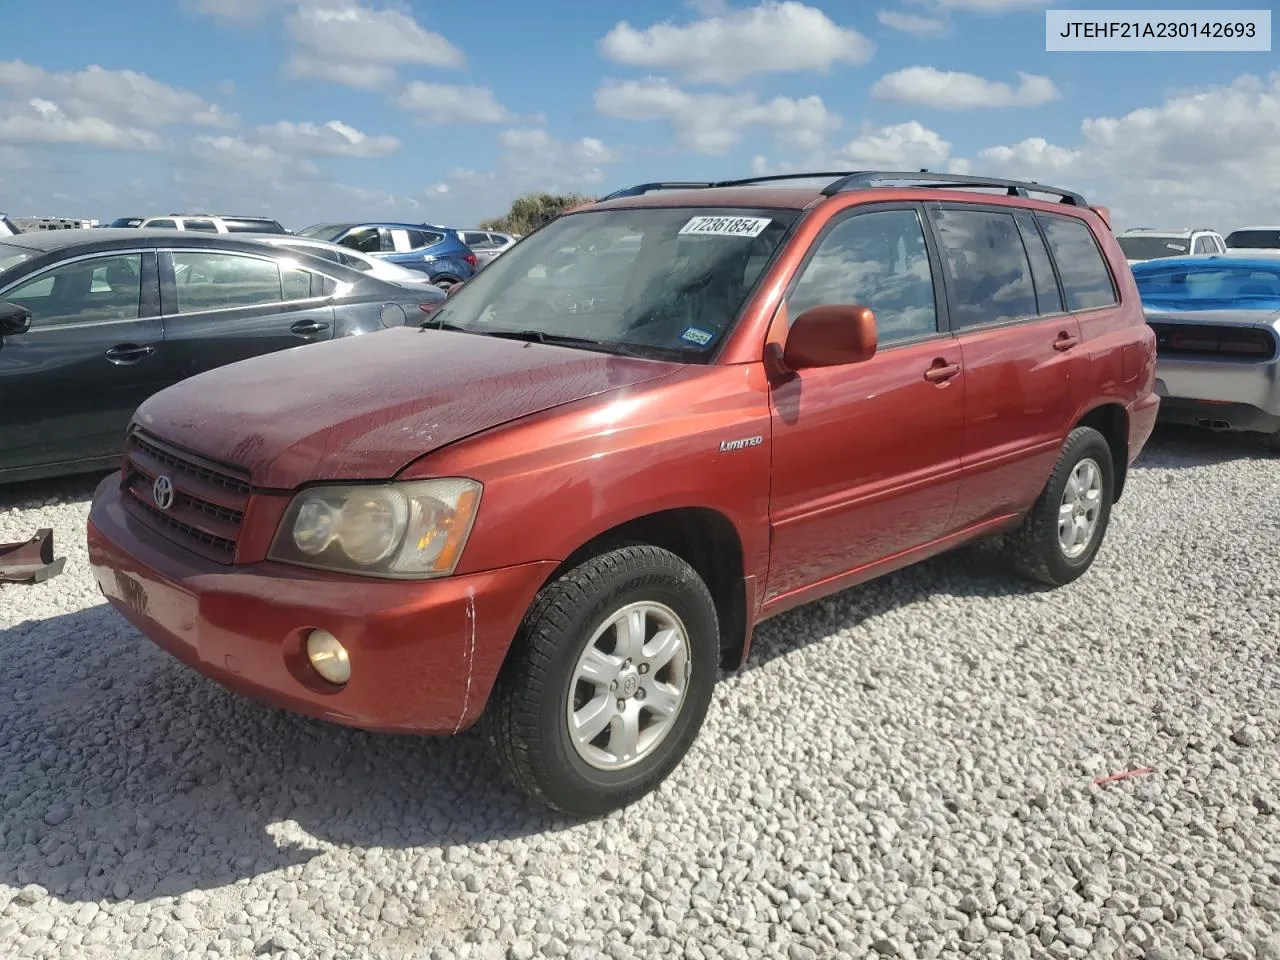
[{"xmin": 268, "ymin": 478, "xmax": 482, "ymax": 579}]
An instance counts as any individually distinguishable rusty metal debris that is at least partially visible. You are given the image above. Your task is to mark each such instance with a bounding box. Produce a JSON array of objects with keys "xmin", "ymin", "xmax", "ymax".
[{"xmin": 0, "ymin": 528, "xmax": 66, "ymax": 584}]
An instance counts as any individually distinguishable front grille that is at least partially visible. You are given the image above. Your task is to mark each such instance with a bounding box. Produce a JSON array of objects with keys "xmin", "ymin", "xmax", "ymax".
[
  {"xmin": 121, "ymin": 429, "xmax": 251, "ymax": 564},
  {"xmin": 1148, "ymin": 322, "xmax": 1278, "ymax": 361}
]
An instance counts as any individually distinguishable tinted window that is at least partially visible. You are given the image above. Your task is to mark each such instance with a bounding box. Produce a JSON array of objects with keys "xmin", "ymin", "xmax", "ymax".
[
  {"xmin": 0, "ymin": 244, "xmax": 32, "ymax": 276},
  {"xmin": 148, "ymin": 219, "xmax": 178, "ymax": 230},
  {"xmin": 1225, "ymin": 229, "xmax": 1280, "ymax": 250},
  {"xmin": 224, "ymin": 219, "xmax": 285, "ymax": 234},
  {"xmin": 1038, "ymin": 214, "xmax": 1117, "ymax": 311},
  {"xmin": 790, "ymin": 207, "xmax": 938, "ymax": 344},
  {"xmin": 286, "ymin": 243, "xmax": 341, "ymax": 264},
  {"xmin": 463, "ymin": 231, "xmax": 491, "ymax": 248},
  {"xmin": 1117, "ymin": 236, "xmax": 1189, "ymax": 260},
  {"xmin": 1193, "ymin": 237, "xmax": 1212, "ymax": 254},
  {"xmin": 185, "ymin": 219, "xmax": 219, "ymax": 233},
  {"xmin": 931, "ymin": 207, "xmax": 1037, "ymax": 328},
  {"xmin": 282, "ymin": 266, "xmax": 312, "ymax": 300},
  {"xmin": 3, "ymin": 254, "xmax": 143, "ymax": 327},
  {"xmin": 339, "ymin": 252, "xmax": 371, "ymax": 270},
  {"xmin": 404, "ymin": 230, "xmax": 429, "ymax": 250},
  {"xmin": 1013, "ymin": 210, "xmax": 1063, "ymax": 314},
  {"xmin": 341, "ymin": 228, "xmax": 381, "ymax": 254},
  {"xmin": 171, "ymin": 252, "xmax": 282, "ymax": 311}
]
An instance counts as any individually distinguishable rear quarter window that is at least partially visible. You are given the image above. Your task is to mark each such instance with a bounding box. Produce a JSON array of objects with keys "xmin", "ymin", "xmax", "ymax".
[{"xmin": 1037, "ymin": 213, "xmax": 1118, "ymax": 311}]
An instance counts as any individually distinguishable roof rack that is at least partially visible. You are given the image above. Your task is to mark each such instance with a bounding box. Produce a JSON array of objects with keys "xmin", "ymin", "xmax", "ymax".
[{"xmin": 599, "ymin": 170, "xmax": 1088, "ymax": 207}]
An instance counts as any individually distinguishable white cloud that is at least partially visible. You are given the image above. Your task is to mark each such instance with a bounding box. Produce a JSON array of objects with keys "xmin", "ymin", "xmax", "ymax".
[
  {"xmin": 877, "ymin": 9, "xmax": 948, "ymax": 35},
  {"xmin": 193, "ymin": 134, "xmax": 298, "ymax": 173},
  {"xmin": 872, "ymin": 66, "xmax": 1059, "ymax": 109},
  {"xmin": 256, "ymin": 119, "xmax": 399, "ymax": 157},
  {"xmin": 285, "ymin": 3, "xmax": 465, "ymax": 90},
  {"xmin": 184, "ymin": 0, "xmax": 287, "ymax": 24},
  {"xmin": 594, "ymin": 77, "xmax": 840, "ymax": 155},
  {"xmin": 0, "ymin": 98, "xmax": 163, "ymax": 150},
  {"xmin": 395, "ymin": 83, "xmax": 510, "ymax": 124},
  {"xmin": 978, "ymin": 137, "xmax": 1081, "ymax": 177},
  {"xmin": 933, "ymin": 0, "xmax": 1050, "ymax": 10},
  {"xmin": 599, "ymin": 1, "xmax": 874, "ymax": 85},
  {"xmin": 832, "ymin": 120, "xmax": 954, "ymax": 168},
  {"xmin": 0, "ymin": 60, "xmax": 235, "ymax": 129}
]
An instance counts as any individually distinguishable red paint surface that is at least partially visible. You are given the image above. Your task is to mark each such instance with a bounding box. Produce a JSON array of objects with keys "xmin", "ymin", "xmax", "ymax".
[{"xmin": 88, "ymin": 184, "xmax": 1159, "ymax": 735}]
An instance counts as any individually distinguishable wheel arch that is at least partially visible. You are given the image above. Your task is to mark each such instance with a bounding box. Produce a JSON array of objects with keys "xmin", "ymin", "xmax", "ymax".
[
  {"xmin": 525, "ymin": 506, "xmax": 751, "ymax": 673},
  {"xmin": 1073, "ymin": 402, "xmax": 1130, "ymax": 501}
]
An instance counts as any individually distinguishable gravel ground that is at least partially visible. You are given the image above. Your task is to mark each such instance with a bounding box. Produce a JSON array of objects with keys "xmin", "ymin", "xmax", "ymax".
[{"xmin": 1, "ymin": 426, "xmax": 1277, "ymax": 960}]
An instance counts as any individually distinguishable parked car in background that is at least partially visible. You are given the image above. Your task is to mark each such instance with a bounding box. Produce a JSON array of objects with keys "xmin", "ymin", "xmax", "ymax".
[
  {"xmin": 105, "ymin": 217, "xmax": 145, "ymax": 228},
  {"xmin": 0, "ymin": 214, "xmax": 18, "ymax": 236},
  {"xmin": 240, "ymin": 233, "xmax": 446, "ymax": 292},
  {"xmin": 1116, "ymin": 227, "xmax": 1225, "ymax": 264},
  {"xmin": 296, "ymin": 221, "xmax": 476, "ymax": 289},
  {"xmin": 1224, "ymin": 226, "xmax": 1280, "ymax": 252},
  {"xmin": 140, "ymin": 214, "xmax": 289, "ymax": 235},
  {"xmin": 1132, "ymin": 255, "xmax": 1280, "ymax": 448},
  {"xmin": 0, "ymin": 229, "xmax": 445, "ymax": 484},
  {"xmin": 458, "ymin": 229, "xmax": 517, "ymax": 266},
  {"xmin": 86, "ymin": 170, "xmax": 1158, "ymax": 818}
]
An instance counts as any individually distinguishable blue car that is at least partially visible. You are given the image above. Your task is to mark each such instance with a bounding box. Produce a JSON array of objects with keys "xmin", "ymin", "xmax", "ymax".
[
  {"xmin": 296, "ymin": 222, "xmax": 477, "ymax": 289},
  {"xmin": 1131, "ymin": 253, "xmax": 1280, "ymax": 447}
]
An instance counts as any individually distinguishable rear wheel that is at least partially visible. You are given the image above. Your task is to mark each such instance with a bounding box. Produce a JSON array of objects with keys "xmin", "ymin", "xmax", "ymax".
[
  {"xmin": 1001, "ymin": 426, "xmax": 1115, "ymax": 587},
  {"xmin": 489, "ymin": 545, "xmax": 719, "ymax": 817}
]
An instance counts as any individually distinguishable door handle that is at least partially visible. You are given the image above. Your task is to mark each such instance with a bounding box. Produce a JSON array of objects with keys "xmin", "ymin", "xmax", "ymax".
[
  {"xmin": 290, "ymin": 319, "xmax": 330, "ymax": 336},
  {"xmin": 1053, "ymin": 332, "xmax": 1079, "ymax": 352},
  {"xmin": 924, "ymin": 360, "xmax": 961, "ymax": 384},
  {"xmin": 105, "ymin": 343, "xmax": 155, "ymax": 365}
]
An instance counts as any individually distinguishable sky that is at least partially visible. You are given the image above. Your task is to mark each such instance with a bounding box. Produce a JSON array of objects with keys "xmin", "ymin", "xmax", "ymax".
[{"xmin": 0, "ymin": 0, "xmax": 1273, "ymax": 233}]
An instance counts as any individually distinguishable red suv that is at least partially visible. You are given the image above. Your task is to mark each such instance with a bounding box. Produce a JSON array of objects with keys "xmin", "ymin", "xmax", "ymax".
[{"xmin": 87, "ymin": 171, "xmax": 1159, "ymax": 816}]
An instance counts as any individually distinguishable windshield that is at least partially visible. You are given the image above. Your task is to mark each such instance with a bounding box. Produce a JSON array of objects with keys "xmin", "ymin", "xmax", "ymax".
[
  {"xmin": 1133, "ymin": 261, "xmax": 1280, "ymax": 305},
  {"xmin": 1117, "ymin": 236, "xmax": 1189, "ymax": 260},
  {"xmin": 297, "ymin": 223, "xmax": 350, "ymax": 241},
  {"xmin": 0, "ymin": 242, "xmax": 32, "ymax": 277},
  {"xmin": 426, "ymin": 206, "xmax": 799, "ymax": 361},
  {"xmin": 1225, "ymin": 229, "xmax": 1280, "ymax": 249},
  {"xmin": 108, "ymin": 217, "xmax": 143, "ymax": 228}
]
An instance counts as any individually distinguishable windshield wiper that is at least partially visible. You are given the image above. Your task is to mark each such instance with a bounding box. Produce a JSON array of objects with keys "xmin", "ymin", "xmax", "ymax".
[
  {"xmin": 480, "ymin": 329, "xmax": 609, "ymax": 350},
  {"xmin": 418, "ymin": 316, "xmax": 470, "ymax": 332}
]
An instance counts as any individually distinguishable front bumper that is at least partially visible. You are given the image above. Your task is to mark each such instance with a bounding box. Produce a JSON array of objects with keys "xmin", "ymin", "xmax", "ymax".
[
  {"xmin": 1155, "ymin": 355, "xmax": 1280, "ymax": 420},
  {"xmin": 87, "ymin": 473, "xmax": 556, "ymax": 735}
]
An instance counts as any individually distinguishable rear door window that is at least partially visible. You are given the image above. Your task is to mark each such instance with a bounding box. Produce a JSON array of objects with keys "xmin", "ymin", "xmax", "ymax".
[
  {"xmin": 1012, "ymin": 210, "xmax": 1064, "ymax": 315},
  {"xmin": 185, "ymin": 219, "xmax": 220, "ymax": 233},
  {"xmin": 340, "ymin": 227, "xmax": 382, "ymax": 254},
  {"xmin": 147, "ymin": 219, "xmax": 178, "ymax": 230},
  {"xmin": 170, "ymin": 252, "xmax": 283, "ymax": 311},
  {"xmin": 929, "ymin": 206, "xmax": 1038, "ymax": 328},
  {"xmin": 1037, "ymin": 213, "xmax": 1118, "ymax": 311},
  {"xmin": 463, "ymin": 231, "xmax": 491, "ymax": 249}
]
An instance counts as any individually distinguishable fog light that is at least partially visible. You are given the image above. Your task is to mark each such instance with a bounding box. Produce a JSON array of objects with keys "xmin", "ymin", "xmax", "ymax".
[{"xmin": 306, "ymin": 629, "xmax": 351, "ymax": 685}]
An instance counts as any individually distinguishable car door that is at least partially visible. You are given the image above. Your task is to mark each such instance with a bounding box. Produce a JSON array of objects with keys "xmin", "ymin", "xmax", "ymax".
[
  {"xmin": 0, "ymin": 249, "xmax": 165, "ymax": 473},
  {"xmin": 924, "ymin": 204, "xmax": 1092, "ymax": 530},
  {"xmin": 158, "ymin": 248, "xmax": 336, "ymax": 381},
  {"xmin": 766, "ymin": 203, "xmax": 966, "ymax": 602}
]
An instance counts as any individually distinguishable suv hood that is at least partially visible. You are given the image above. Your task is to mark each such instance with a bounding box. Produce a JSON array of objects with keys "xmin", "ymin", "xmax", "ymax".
[{"xmin": 133, "ymin": 327, "xmax": 682, "ymax": 488}]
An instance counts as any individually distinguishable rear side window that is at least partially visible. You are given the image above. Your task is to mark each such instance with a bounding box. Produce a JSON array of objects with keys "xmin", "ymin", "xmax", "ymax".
[
  {"xmin": 930, "ymin": 207, "xmax": 1037, "ymax": 328},
  {"xmin": 340, "ymin": 227, "xmax": 382, "ymax": 254},
  {"xmin": 1012, "ymin": 211, "xmax": 1063, "ymax": 314},
  {"xmin": 1037, "ymin": 213, "xmax": 1117, "ymax": 311},
  {"xmin": 1193, "ymin": 236, "xmax": 1213, "ymax": 254},
  {"xmin": 171, "ymin": 252, "xmax": 283, "ymax": 311},
  {"xmin": 185, "ymin": 219, "xmax": 219, "ymax": 233},
  {"xmin": 789, "ymin": 207, "xmax": 939, "ymax": 344},
  {"xmin": 224, "ymin": 219, "xmax": 285, "ymax": 234},
  {"xmin": 148, "ymin": 219, "xmax": 178, "ymax": 230},
  {"xmin": 462, "ymin": 231, "xmax": 491, "ymax": 248}
]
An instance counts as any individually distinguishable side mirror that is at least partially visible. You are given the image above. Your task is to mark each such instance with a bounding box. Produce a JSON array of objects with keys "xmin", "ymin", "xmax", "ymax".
[
  {"xmin": 781, "ymin": 304, "xmax": 878, "ymax": 371},
  {"xmin": 0, "ymin": 302, "xmax": 32, "ymax": 337}
]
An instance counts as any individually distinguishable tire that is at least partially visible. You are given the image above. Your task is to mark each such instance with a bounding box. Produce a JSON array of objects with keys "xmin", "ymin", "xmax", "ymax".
[
  {"xmin": 488, "ymin": 545, "xmax": 720, "ymax": 817},
  {"xmin": 1001, "ymin": 426, "xmax": 1115, "ymax": 587},
  {"xmin": 433, "ymin": 277, "xmax": 458, "ymax": 291}
]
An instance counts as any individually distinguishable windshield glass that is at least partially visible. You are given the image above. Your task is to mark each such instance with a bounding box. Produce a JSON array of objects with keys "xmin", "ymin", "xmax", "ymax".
[
  {"xmin": 1133, "ymin": 261, "xmax": 1280, "ymax": 305},
  {"xmin": 427, "ymin": 206, "xmax": 799, "ymax": 361},
  {"xmin": 1225, "ymin": 229, "xmax": 1280, "ymax": 249},
  {"xmin": 297, "ymin": 223, "xmax": 350, "ymax": 241},
  {"xmin": 1117, "ymin": 236, "xmax": 1189, "ymax": 260},
  {"xmin": 108, "ymin": 217, "xmax": 142, "ymax": 228},
  {"xmin": 0, "ymin": 243, "xmax": 32, "ymax": 277}
]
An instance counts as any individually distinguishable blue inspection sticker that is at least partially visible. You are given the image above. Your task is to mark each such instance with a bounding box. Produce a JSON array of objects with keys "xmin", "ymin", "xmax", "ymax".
[{"xmin": 680, "ymin": 326, "xmax": 714, "ymax": 346}]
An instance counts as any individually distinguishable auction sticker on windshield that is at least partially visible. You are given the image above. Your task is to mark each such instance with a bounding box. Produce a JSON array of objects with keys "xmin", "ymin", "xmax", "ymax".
[{"xmin": 679, "ymin": 216, "xmax": 772, "ymax": 238}]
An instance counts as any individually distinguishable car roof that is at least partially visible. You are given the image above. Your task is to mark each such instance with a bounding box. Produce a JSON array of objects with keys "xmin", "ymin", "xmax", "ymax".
[
  {"xmin": 1131, "ymin": 254, "xmax": 1280, "ymax": 270},
  {"xmin": 0, "ymin": 228, "xmax": 339, "ymax": 257}
]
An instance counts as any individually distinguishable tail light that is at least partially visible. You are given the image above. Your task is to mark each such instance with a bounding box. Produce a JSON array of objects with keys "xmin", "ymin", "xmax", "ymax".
[
  {"xmin": 463, "ymin": 253, "xmax": 477, "ymax": 268},
  {"xmin": 1151, "ymin": 322, "xmax": 1277, "ymax": 359}
]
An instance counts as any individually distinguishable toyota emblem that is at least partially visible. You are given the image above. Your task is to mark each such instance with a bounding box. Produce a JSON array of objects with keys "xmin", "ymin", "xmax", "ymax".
[{"xmin": 152, "ymin": 475, "xmax": 175, "ymax": 511}]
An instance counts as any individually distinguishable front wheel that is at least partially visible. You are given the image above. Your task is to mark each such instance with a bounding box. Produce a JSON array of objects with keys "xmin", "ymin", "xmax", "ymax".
[
  {"xmin": 1001, "ymin": 426, "xmax": 1115, "ymax": 587},
  {"xmin": 488, "ymin": 545, "xmax": 720, "ymax": 817}
]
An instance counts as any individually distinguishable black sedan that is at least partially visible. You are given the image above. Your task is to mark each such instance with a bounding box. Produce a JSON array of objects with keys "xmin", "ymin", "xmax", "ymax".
[{"xmin": 0, "ymin": 229, "xmax": 445, "ymax": 484}]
